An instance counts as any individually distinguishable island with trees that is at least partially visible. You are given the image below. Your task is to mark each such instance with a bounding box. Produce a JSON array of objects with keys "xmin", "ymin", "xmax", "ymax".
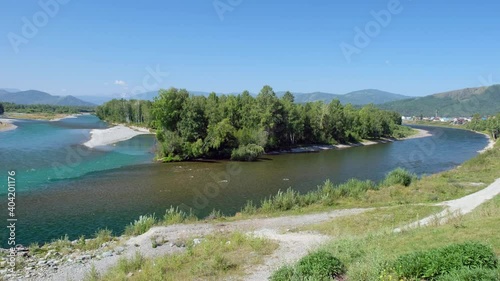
[{"xmin": 96, "ymin": 86, "xmax": 414, "ymax": 162}]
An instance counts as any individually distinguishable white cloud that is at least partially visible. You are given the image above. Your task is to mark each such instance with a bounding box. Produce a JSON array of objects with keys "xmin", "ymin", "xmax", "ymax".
[{"xmin": 114, "ymin": 80, "xmax": 127, "ymax": 86}]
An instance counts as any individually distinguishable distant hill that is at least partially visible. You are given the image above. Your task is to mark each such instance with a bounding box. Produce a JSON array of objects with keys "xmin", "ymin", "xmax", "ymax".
[
  {"xmin": 0, "ymin": 90, "xmax": 96, "ymax": 107},
  {"xmin": 293, "ymin": 92, "xmax": 341, "ymax": 103},
  {"xmin": 75, "ymin": 95, "xmax": 116, "ymax": 105},
  {"xmin": 285, "ymin": 89, "xmax": 410, "ymax": 105},
  {"xmin": 339, "ymin": 89, "xmax": 410, "ymax": 105},
  {"xmin": 0, "ymin": 88, "xmax": 21, "ymax": 93},
  {"xmin": 378, "ymin": 85, "xmax": 500, "ymax": 117},
  {"xmin": 81, "ymin": 88, "xmax": 410, "ymax": 106}
]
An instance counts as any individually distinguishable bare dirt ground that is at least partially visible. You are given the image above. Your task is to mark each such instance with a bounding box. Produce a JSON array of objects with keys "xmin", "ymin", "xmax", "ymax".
[{"xmin": 31, "ymin": 208, "xmax": 368, "ymax": 281}]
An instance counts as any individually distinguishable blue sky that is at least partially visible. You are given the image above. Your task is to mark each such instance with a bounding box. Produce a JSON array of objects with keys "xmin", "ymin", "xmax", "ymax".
[{"xmin": 1, "ymin": 0, "xmax": 499, "ymax": 97}]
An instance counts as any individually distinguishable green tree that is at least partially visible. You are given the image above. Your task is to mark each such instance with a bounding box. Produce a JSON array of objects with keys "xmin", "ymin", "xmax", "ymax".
[
  {"xmin": 152, "ymin": 88, "xmax": 189, "ymax": 131},
  {"xmin": 0, "ymin": 103, "xmax": 4, "ymax": 115}
]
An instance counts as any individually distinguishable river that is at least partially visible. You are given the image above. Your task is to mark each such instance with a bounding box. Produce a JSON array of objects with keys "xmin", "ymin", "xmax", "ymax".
[{"xmin": 0, "ymin": 115, "xmax": 489, "ymax": 246}]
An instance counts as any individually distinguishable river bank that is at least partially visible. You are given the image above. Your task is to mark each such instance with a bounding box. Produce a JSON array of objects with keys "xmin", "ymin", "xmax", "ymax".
[
  {"xmin": 478, "ymin": 132, "xmax": 496, "ymax": 154},
  {"xmin": 0, "ymin": 118, "xmax": 17, "ymax": 132},
  {"xmin": 83, "ymin": 125, "xmax": 152, "ymax": 148},
  {"xmin": 268, "ymin": 128, "xmax": 432, "ymax": 154},
  {"xmin": 3, "ymin": 176, "xmax": 499, "ymax": 280},
  {"xmin": 3, "ymin": 112, "xmax": 81, "ymax": 121}
]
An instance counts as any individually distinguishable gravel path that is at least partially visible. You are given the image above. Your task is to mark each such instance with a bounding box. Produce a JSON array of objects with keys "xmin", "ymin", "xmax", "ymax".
[
  {"xmin": 29, "ymin": 208, "xmax": 368, "ymax": 281},
  {"xmin": 395, "ymin": 178, "xmax": 500, "ymax": 232}
]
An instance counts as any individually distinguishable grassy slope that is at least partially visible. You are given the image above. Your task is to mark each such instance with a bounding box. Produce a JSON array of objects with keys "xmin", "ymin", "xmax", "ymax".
[{"xmin": 318, "ymin": 194, "xmax": 500, "ymax": 280}]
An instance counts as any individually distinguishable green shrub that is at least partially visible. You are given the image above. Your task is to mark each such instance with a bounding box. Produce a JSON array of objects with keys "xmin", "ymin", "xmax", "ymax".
[
  {"xmin": 230, "ymin": 144, "xmax": 264, "ymax": 161},
  {"xmin": 116, "ymin": 251, "xmax": 145, "ymax": 274},
  {"xmin": 270, "ymin": 265, "xmax": 296, "ymax": 281},
  {"xmin": 334, "ymin": 179, "xmax": 377, "ymax": 199},
  {"xmin": 124, "ymin": 214, "xmax": 157, "ymax": 236},
  {"xmin": 241, "ymin": 200, "xmax": 257, "ymax": 215},
  {"xmin": 83, "ymin": 264, "xmax": 100, "ymax": 281},
  {"xmin": 383, "ymin": 168, "xmax": 417, "ymax": 187},
  {"xmin": 163, "ymin": 206, "xmax": 196, "ymax": 225},
  {"xmin": 393, "ymin": 242, "xmax": 498, "ymax": 280},
  {"xmin": 296, "ymin": 250, "xmax": 345, "ymax": 280},
  {"xmin": 436, "ymin": 267, "xmax": 500, "ymax": 281},
  {"xmin": 206, "ymin": 209, "xmax": 224, "ymax": 220},
  {"xmin": 270, "ymin": 251, "xmax": 345, "ymax": 281}
]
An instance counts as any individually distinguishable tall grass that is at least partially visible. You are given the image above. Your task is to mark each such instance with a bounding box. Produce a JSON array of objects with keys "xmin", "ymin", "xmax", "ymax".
[
  {"xmin": 98, "ymin": 232, "xmax": 277, "ymax": 280},
  {"xmin": 241, "ymin": 169, "xmax": 410, "ymax": 215},
  {"xmin": 163, "ymin": 206, "xmax": 197, "ymax": 225},
  {"xmin": 124, "ymin": 214, "xmax": 157, "ymax": 236}
]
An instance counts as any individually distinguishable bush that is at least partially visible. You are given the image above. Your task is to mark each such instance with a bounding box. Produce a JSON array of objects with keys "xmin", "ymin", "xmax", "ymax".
[
  {"xmin": 116, "ymin": 251, "xmax": 145, "ymax": 274},
  {"xmin": 296, "ymin": 250, "xmax": 346, "ymax": 280},
  {"xmin": 241, "ymin": 200, "xmax": 257, "ymax": 215},
  {"xmin": 270, "ymin": 251, "xmax": 345, "ymax": 281},
  {"xmin": 393, "ymin": 242, "xmax": 498, "ymax": 280},
  {"xmin": 382, "ymin": 168, "xmax": 417, "ymax": 187},
  {"xmin": 163, "ymin": 206, "xmax": 196, "ymax": 225},
  {"xmin": 270, "ymin": 265, "xmax": 295, "ymax": 281},
  {"xmin": 124, "ymin": 214, "xmax": 157, "ymax": 236},
  {"xmin": 333, "ymin": 179, "xmax": 377, "ymax": 199},
  {"xmin": 230, "ymin": 144, "xmax": 264, "ymax": 161},
  {"xmin": 436, "ymin": 267, "xmax": 500, "ymax": 281}
]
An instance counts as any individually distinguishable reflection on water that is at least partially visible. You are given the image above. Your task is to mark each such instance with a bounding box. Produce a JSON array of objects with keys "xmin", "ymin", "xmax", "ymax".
[{"xmin": 0, "ymin": 120, "xmax": 490, "ymax": 246}]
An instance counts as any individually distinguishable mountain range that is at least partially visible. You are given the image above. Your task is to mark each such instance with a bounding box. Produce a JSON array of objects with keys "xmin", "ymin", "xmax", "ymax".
[
  {"xmin": 2, "ymin": 85, "xmax": 499, "ymax": 117},
  {"xmin": 378, "ymin": 85, "xmax": 500, "ymax": 117},
  {"xmin": 75, "ymin": 89, "xmax": 410, "ymax": 106},
  {"xmin": 0, "ymin": 90, "xmax": 96, "ymax": 107}
]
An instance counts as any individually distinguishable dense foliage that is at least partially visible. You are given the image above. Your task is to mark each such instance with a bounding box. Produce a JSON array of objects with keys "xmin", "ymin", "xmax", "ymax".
[
  {"xmin": 392, "ymin": 242, "xmax": 498, "ymax": 280},
  {"xmin": 270, "ymin": 250, "xmax": 345, "ymax": 281},
  {"xmin": 137, "ymin": 86, "xmax": 407, "ymax": 161},
  {"xmin": 465, "ymin": 113, "xmax": 500, "ymax": 140},
  {"xmin": 1, "ymin": 102, "xmax": 94, "ymax": 114},
  {"xmin": 95, "ymin": 99, "xmax": 153, "ymax": 125},
  {"xmin": 0, "ymin": 103, "xmax": 4, "ymax": 115}
]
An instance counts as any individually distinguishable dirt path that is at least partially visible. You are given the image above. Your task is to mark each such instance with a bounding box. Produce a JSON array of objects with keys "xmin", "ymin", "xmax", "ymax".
[
  {"xmin": 30, "ymin": 208, "xmax": 368, "ymax": 281},
  {"xmin": 395, "ymin": 178, "xmax": 500, "ymax": 232}
]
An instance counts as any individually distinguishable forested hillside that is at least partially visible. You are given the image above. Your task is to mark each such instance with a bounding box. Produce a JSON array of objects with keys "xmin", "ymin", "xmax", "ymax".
[
  {"xmin": 379, "ymin": 85, "xmax": 500, "ymax": 117},
  {"xmin": 96, "ymin": 86, "xmax": 412, "ymax": 162}
]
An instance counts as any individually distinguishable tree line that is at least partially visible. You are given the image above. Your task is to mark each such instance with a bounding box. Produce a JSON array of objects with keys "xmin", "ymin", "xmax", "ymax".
[
  {"xmin": 466, "ymin": 113, "xmax": 500, "ymax": 140},
  {"xmin": 96, "ymin": 86, "xmax": 412, "ymax": 161},
  {"xmin": 0, "ymin": 102, "xmax": 94, "ymax": 114},
  {"xmin": 95, "ymin": 99, "xmax": 153, "ymax": 125}
]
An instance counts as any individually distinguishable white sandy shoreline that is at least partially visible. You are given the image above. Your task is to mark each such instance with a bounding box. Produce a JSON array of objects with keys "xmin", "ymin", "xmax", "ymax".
[
  {"xmin": 49, "ymin": 114, "xmax": 81, "ymax": 122},
  {"xmin": 268, "ymin": 128, "xmax": 432, "ymax": 154},
  {"xmin": 478, "ymin": 132, "xmax": 496, "ymax": 154},
  {"xmin": 83, "ymin": 125, "xmax": 153, "ymax": 148},
  {"xmin": 0, "ymin": 118, "xmax": 17, "ymax": 132}
]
